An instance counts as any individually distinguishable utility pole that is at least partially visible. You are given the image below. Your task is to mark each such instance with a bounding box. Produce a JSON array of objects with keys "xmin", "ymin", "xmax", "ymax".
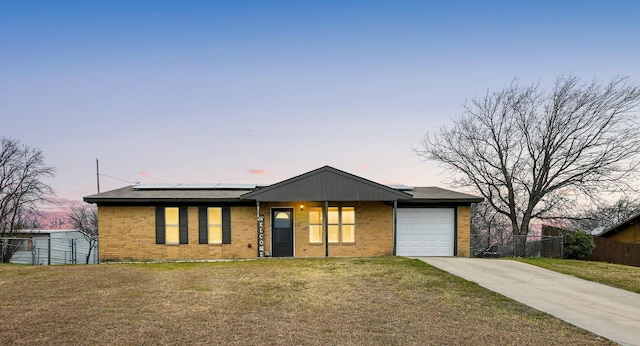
[{"xmin": 96, "ymin": 158, "xmax": 100, "ymax": 193}]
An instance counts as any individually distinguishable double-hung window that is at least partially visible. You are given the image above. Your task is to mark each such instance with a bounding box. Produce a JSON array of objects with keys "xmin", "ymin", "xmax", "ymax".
[
  {"xmin": 328, "ymin": 207, "xmax": 340, "ymax": 243},
  {"xmin": 198, "ymin": 206, "xmax": 231, "ymax": 244},
  {"xmin": 309, "ymin": 207, "xmax": 323, "ymax": 244},
  {"xmin": 165, "ymin": 207, "xmax": 180, "ymax": 244},
  {"xmin": 341, "ymin": 207, "xmax": 355, "ymax": 243},
  {"xmin": 207, "ymin": 207, "xmax": 223, "ymax": 244},
  {"xmin": 156, "ymin": 206, "xmax": 188, "ymax": 245},
  {"xmin": 311, "ymin": 206, "xmax": 355, "ymax": 244}
]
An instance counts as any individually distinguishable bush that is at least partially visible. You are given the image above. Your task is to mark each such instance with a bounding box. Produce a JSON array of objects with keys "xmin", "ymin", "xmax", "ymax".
[{"xmin": 563, "ymin": 231, "xmax": 595, "ymax": 259}]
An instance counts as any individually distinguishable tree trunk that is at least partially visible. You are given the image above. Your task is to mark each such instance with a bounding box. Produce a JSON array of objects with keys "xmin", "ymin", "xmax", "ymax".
[
  {"xmin": 514, "ymin": 218, "xmax": 531, "ymax": 257},
  {"xmin": 514, "ymin": 234, "xmax": 527, "ymax": 257}
]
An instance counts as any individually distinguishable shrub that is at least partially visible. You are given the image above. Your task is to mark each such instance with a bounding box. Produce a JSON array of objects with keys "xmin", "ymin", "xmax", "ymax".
[{"xmin": 563, "ymin": 231, "xmax": 595, "ymax": 259}]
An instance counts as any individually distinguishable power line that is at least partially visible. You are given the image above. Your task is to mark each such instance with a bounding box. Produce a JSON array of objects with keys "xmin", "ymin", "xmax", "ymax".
[{"xmin": 99, "ymin": 173, "xmax": 138, "ymax": 185}]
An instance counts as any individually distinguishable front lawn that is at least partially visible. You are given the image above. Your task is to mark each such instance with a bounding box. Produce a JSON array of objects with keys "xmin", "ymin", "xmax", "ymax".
[
  {"xmin": 514, "ymin": 257, "xmax": 640, "ymax": 294},
  {"xmin": 0, "ymin": 257, "xmax": 612, "ymax": 345}
]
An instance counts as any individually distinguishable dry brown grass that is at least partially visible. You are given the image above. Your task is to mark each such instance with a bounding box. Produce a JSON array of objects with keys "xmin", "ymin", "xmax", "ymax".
[{"xmin": 0, "ymin": 257, "xmax": 613, "ymax": 345}]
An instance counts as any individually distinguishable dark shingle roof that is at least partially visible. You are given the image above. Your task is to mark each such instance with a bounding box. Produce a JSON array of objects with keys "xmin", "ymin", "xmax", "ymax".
[
  {"xmin": 83, "ymin": 166, "xmax": 483, "ymax": 205},
  {"xmin": 84, "ymin": 184, "xmax": 482, "ymax": 205},
  {"xmin": 84, "ymin": 185, "xmax": 252, "ymax": 204},
  {"xmin": 405, "ymin": 187, "xmax": 483, "ymax": 202}
]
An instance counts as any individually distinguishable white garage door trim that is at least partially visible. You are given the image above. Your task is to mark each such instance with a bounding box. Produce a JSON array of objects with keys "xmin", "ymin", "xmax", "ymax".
[{"xmin": 396, "ymin": 208, "xmax": 455, "ymax": 257}]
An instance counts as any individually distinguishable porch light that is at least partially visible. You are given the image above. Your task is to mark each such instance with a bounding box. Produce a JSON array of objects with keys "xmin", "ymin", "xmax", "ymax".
[{"xmin": 300, "ymin": 204, "xmax": 304, "ymax": 211}]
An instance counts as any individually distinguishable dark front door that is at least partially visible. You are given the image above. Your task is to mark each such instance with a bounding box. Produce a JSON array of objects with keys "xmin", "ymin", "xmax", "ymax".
[{"xmin": 272, "ymin": 208, "xmax": 293, "ymax": 257}]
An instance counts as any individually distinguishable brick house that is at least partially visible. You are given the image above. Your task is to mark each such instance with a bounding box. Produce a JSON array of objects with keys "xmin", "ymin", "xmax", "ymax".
[{"xmin": 84, "ymin": 166, "xmax": 482, "ymax": 262}]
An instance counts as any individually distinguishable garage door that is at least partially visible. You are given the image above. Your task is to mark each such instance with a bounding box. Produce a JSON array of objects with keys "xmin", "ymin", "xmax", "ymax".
[{"xmin": 396, "ymin": 208, "xmax": 455, "ymax": 256}]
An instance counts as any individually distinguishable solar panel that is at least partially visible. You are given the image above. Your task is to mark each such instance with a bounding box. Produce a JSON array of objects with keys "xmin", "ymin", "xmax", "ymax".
[
  {"xmin": 387, "ymin": 184, "xmax": 415, "ymax": 191},
  {"xmin": 133, "ymin": 183, "xmax": 258, "ymax": 190}
]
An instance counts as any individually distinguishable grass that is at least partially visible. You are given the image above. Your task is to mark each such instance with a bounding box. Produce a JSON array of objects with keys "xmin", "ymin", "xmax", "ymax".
[
  {"xmin": 513, "ymin": 257, "xmax": 640, "ymax": 294},
  {"xmin": 0, "ymin": 257, "xmax": 613, "ymax": 345}
]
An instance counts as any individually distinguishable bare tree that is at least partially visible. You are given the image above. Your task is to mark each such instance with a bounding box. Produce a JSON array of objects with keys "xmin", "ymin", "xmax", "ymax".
[
  {"xmin": 0, "ymin": 138, "xmax": 55, "ymax": 262},
  {"xmin": 566, "ymin": 196, "xmax": 640, "ymax": 233},
  {"xmin": 471, "ymin": 202, "xmax": 512, "ymax": 254},
  {"xmin": 67, "ymin": 203, "xmax": 98, "ymax": 264},
  {"xmin": 416, "ymin": 76, "xmax": 640, "ymax": 256},
  {"xmin": 47, "ymin": 215, "xmax": 67, "ymax": 229}
]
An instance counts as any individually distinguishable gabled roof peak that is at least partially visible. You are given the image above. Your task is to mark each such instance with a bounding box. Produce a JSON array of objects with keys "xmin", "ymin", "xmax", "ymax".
[{"xmin": 241, "ymin": 166, "xmax": 413, "ymax": 202}]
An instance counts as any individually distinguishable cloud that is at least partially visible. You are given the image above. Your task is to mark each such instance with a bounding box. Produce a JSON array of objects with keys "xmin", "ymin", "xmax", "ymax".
[
  {"xmin": 357, "ymin": 164, "xmax": 369, "ymax": 170},
  {"xmin": 139, "ymin": 171, "xmax": 151, "ymax": 177},
  {"xmin": 248, "ymin": 169, "xmax": 269, "ymax": 175}
]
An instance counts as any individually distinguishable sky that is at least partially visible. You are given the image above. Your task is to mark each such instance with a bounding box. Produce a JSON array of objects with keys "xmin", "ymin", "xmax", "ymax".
[{"xmin": 2, "ymin": 0, "xmax": 639, "ymax": 211}]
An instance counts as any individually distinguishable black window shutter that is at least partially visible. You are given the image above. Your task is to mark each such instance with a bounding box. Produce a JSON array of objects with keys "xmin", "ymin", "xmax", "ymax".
[
  {"xmin": 155, "ymin": 207, "xmax": 165, "ymax": 244},
  {"xmin": 222, "ymin": 207, "xmax": 231, "ymax": 244},
  {"xmin": 179, "ymin": 206, "xmax": 189, "ymax": 244},
  {"xmin": 198, "ymin": 206, "xmax": 208, "ymax": 244}
]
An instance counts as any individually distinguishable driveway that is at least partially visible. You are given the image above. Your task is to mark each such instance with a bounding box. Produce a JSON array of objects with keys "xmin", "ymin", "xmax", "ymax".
[{"xmin": 417, "ymin": 257, "xmax": 640, "ymax": 346}]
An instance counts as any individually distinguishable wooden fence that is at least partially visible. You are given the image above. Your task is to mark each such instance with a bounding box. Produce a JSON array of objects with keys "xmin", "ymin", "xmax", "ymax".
[{"xmin": 586, "ymin": 237, "xmax": 640, "ymax": 267}]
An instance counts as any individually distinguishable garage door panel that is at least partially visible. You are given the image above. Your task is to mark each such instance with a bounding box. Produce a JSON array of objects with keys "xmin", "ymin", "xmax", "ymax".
[{"xmin": 396, "ymin": 208, "xmax": 455, "ymax": 257}]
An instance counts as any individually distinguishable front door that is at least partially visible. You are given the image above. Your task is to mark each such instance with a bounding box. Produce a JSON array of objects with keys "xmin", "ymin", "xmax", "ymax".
[{"xmin": 272, "ymin": 208, "xmax": 293, "ymax": 257}]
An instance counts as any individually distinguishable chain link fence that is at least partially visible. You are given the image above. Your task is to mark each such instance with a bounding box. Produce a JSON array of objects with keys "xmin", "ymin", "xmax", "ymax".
[
  {"xmin": 1, "ymin": 236, "xmax": 97, "ymax": 265},
  {"xmin": 471, "ymin": 233, "xmax": 564, "ymax": 258}
]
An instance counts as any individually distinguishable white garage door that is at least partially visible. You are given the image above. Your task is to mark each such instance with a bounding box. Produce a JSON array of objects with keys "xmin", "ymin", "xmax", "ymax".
[{"xmin": 396, "ymin": 208, "xmax": 455, "ymax": 256}]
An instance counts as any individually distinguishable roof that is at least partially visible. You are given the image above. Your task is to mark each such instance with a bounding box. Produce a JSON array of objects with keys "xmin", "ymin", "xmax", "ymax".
[
  {"xmin": 84, "ymin": 185, "xmax": 252, "ymax": 204},
  {"xmin": 9, "ymin": 229, "xmax": 82, "ymax": 234},
  {"xmin": 240, "ymin": 166, "xmax": 412, "ymax": 202},
  {"xmin": 597, "ymin": 212, "xmax": 640, "ymax": 238},
  {"xmin": 84, "ymin": 166, "xmax": 483, "ymax": 205},
  {"xmin": 402, "ymin": 187, "xmax": 484, "ymax": 204},
  {"xmin": 133, "ymin": 183, "xmax": 262, "ymax": 190}
]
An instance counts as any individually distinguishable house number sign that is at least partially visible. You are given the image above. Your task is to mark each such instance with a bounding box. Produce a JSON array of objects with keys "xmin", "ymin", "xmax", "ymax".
[{"xmin": 257, "ymin": 215, "xmax": 265, "ymax": 257}]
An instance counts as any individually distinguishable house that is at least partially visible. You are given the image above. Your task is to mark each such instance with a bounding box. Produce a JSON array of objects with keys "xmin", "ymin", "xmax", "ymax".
[
  {"xmin": 7, "ymin": 229, "xmax": 98, "ymax": 265},
  {"xmin": 597, "ymin": 212, "xmax": 640, "ymax": 244},
  {"xmin": 83, "ymin": 166, "xmax": 482, "ymax": 262},
  {"xmin": 587, "ymin": 212, "xmax": 640, "ymax": 267}
]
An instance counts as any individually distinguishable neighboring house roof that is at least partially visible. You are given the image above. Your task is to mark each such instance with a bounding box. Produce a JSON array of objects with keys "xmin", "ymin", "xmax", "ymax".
[
  {"xmin": 84, "ymin": 166, "xmax": 483, "ymax": 205},
  {"xmin": 10, "ymin": 229, "xmax": 96, "ymax": 239},
  {"xmin": 241, "ymin": 166, "xmax": 412, "ymax": 202},
  {"xmin": 598, "ymin": 212, "xmax": 640, "ymax": 238},
  {"xmin": 12, "ymin": 229, "xmax": 82, "ymax": 234}
]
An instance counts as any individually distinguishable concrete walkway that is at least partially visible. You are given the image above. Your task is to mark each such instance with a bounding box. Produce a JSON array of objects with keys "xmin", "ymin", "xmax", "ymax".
[{"xmin": 417, "ymin": 257, "xmax": 640, "ymax": 346}]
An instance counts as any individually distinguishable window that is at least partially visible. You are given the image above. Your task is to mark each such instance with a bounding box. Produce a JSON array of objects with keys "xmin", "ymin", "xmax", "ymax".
[
  {"xmin": 165, "ymin": 207, "xmax": 180, "ymax": 244},
  {"xmin": 341, "ymin": 207, "xmax": 355, "ymax": 243},
  {"xmin": 310, "ymin": 206, "xmax": 356, "ymax": 244},
  {"xmin": 309, "ymin": 207, "xmax": 323, "ymax": 243},
  {"xmin": 328, "ymin": 207, "xmax": 340, "ymax": 243},
  {"xmin": 207, "ymin": 207, "xmax": 222, "ymax": 244},
  {"xmin": 198, "ymin": 206, "xmax": 231, "ymax": 244},
  {"xmin": 19, "ymin": 238, "xmax": 33, "ymax": 251},
  {"xmin": 156, "ymin": 206, "xmax": 188, "ymax": 245}
]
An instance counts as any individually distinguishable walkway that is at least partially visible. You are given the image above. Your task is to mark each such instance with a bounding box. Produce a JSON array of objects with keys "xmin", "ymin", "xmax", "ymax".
[{"xmin": 418, "ymin": 257, "xmax": 640, "ymax": 346}]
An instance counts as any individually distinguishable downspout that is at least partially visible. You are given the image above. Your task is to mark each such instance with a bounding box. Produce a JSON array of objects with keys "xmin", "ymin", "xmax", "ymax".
[{"xmin": 324, "ymin": 201, "xmax": 329, "ymax": 257}]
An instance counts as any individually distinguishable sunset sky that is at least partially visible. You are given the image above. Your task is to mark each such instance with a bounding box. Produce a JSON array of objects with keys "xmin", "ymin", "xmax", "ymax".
[{"xmin": 2, "ymin": 1, "xmax": 639, "ymax": 210}]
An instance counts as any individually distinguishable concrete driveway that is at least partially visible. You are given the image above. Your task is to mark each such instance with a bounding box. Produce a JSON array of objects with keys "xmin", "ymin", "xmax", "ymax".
[{"xmin": 417, "ymin": 257, "xmax": 640, "ymax": 346}]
